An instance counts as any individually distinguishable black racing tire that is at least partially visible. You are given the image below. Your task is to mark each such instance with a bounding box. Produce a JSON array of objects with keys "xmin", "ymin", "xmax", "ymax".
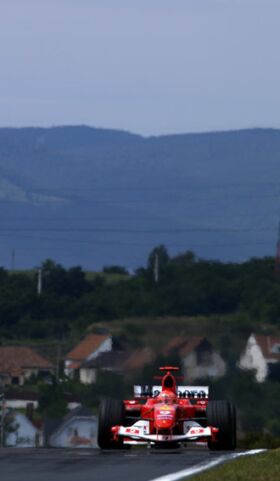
[
  {"xmin": 98, "ymin": 398, "xmax": 125, "ymax": 449},
  {"xmin": 229, "ymin": 401, "xmax": 237, "ymax": 449},
  {"xmin": 206, "ymin": 400, "xmax": 237, "ymax": 451}
]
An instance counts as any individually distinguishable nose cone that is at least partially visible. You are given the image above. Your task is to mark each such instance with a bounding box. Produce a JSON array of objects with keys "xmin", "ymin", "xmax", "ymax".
[{"xmin": 154, "ymin": 405, "xmax": 176, "ymax": 430}]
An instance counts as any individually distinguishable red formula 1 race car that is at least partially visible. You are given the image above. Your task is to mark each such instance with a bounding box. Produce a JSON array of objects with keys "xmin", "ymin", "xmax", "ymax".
[{"xmin": 97, "ymin": 366, "xmax": 236, "ymax": 450}]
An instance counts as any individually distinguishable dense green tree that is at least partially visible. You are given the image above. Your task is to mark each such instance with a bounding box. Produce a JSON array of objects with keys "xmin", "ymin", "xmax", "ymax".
[
  {"xmin": 102, "ymin": 265, "xmax": 128, "ymax": 275},
  {"xmin": 0, "ymin": 251, "xmax": 279, "ymax": 339},
  {"xmin": 38, "ymin": 379, "xmax": 68, "ymax": 418}
]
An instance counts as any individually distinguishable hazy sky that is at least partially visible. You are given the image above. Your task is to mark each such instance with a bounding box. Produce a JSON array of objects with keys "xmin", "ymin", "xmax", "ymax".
[{"xmin": 0, "ymin": 0, "xmax": 279, "ymax": 135}]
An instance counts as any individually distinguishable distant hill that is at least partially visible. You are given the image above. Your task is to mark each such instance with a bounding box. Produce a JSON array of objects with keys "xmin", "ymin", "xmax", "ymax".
[{"xmin": 0, "ymin": 126, "xmax": 279, "ymax": 269}]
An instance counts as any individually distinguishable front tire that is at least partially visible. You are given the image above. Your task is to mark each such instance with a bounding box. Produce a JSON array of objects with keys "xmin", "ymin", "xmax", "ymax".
[
  {"xmin": 206, "ymin": 400, "xmax": 236, "ymax": 451},
  {"xmin": 98, "ymin": 398, "xmax": 125, "ymax": 449}
]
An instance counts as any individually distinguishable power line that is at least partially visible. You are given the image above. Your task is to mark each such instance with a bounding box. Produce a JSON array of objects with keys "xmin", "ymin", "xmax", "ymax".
[
  {"xmin": 39, "ymin": 193, "xmax": 280, "ymax": 204},
  {"xmin": 0, "ymin": 226, "xmax": 276, "ymax": 233},
  {"xmin": 0, "ymin": 232, "xmax": 273, "ymax": 249},
  {"xmin": 28, "ymin": 181, "xmax": 280, "ymax": 192},
  {"xmin": 11, "ymin": 188, "xmax": 280, "ymax": 203}
]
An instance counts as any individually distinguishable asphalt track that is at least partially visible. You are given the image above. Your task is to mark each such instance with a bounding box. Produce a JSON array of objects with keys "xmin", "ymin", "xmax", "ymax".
[{"xmin": 1, "ymin": 447, "xmax": 235, "ymax": 481}]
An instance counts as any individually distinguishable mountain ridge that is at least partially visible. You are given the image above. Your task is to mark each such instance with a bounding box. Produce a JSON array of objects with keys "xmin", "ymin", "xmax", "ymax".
[{"xmin": 0, "ymin": 126, "xmax": 279, "ymax": 269}]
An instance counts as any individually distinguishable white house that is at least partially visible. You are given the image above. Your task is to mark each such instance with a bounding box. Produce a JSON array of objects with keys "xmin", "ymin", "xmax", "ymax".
[
  {"xmin": 239, "ymin": 333, "xmax": 280, "ymax": 382},
  {"xmin": 4, "ymin": 389, "xmax": 80, "ymax": 411},
  {"xmin": 79, "ymin": 347, "xmax": 155, "ymax": 384},
  {"xmin": 79, "ymin": 350, "xmax": 128, "ymax": 384},
  {"xmin": 0, "ymin": 346, "xmax": 54, "ymax": 386},
  {"xmin": 45, "ymin": 406, "xmax": 97, "ymax": 448},
  {"xmin": 6, "ymin": 412, "xmax": 42, "ymax": 447},
  {"xmin": 64, "ymin": 333, "xmax": 112, "ymax": 382},
  {"xmin": 165, "ymin": 336, "xmax": 226, "ymax": 381}
]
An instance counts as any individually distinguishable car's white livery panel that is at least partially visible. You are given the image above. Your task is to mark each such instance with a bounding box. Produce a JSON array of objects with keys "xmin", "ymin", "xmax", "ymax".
[
  {"xmin": 133, "ymin": 385, "xmax": 209, "ymax": 398},
  {"xmin": 117, "ymin": 420, "xmax": 213, "ymax": 444}
]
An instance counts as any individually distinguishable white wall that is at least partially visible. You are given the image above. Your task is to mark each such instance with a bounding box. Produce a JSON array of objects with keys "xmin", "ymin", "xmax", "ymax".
[
  {"xmin": 183, "ymin": 351, "xmax": 226, "ymax": 381},
  {"xmin": 6, "ymin": 413, "xmax": 41, "ymax": 447},
  {"xmin": 239, "ymin": 334, "xmax": 268, "ymax": 382},
  {"xmin": 86, "ymin": 337, "xmax": 112, "ymax": 362},
  {"xmin": 5, "ymin": 400, "xmax": 39, "ymax": 409},
  {"xmin": 5, "ymin": 400, "xmax": 80, "ymax": 410},
  {"xmin": 79, "ymin": 368, "xmax": 96, "ymax": 384},
  {"xmin": 65, "ymin": 337, "xmax": 112, "ymax": 377},
  {"xmin": 50, "ymin": 417, "xmax": 97, "ymax": 448}
]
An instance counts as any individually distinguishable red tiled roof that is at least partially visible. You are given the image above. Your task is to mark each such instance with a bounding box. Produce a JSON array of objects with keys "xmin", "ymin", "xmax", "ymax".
[
  {"xmin": 67, "ymin": 361, "xmax": 81, "ymax": 370},
  {"xmin": 164, "ymin": 336, "xmax": 205, "ymax": 357},
  {"xmin": 82, "ymin": 351, "xmax": 130, "ymax": 370},
  {"xmin": 254, "ymin": 335, "xmax": 280, "ymax": 361},
  {"xmin": 65, "ymin": 334, "xmax": 110, "ymax": 362},
  {"xmin": 0, "ymin": 346, "xmax": 53, "ymax": 377},
  {"xmin": 123, "ymin": 347, "xmax": 155, "ymax": 371}
]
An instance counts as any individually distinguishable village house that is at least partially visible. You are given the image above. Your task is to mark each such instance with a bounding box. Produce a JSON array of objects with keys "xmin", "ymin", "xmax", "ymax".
[
  {"xmin": 64, "ymin": 333, "xmax": 113, "ymax": 381},
  {"xmin": 44, "ymin": 406, "xmax": 97, "ymax": 448},
  {"xmin": 79, "ymin": 350, "xmax": 129, "ymax": 384},
  {"xmin": 239, "ymin": 333, "xmax": 280, "ymax": 382},
  {"xmin": 4, "ymin": 389, "xmax": 81, "ymax": 411},
  {"xmin": 79, "ymin": 346, "xmax": 155, "ymax": 384},
  {"xmin": 165, "ymin": 336, "xmax": 226, "ymax": 381},
  {"xmin": 0, "ymin": 346, "xmax": 54, "ymax": 386},
  {"xmin": 6, "ymin": 411, "xmax": 43, "ymax": 448}
]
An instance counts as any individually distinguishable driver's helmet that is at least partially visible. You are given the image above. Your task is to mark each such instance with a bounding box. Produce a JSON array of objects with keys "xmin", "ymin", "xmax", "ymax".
[{"xmin": 159, "ymin": 391, "xmax": 176, "ymax": 404}]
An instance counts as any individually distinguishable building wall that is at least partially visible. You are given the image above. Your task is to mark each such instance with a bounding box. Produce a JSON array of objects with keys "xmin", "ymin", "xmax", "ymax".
[
  {"xmin": 23, "ymin": 368, "xmax": 54, "ymax": 382},
  {"xmin": 5, "ymin": 400, "xmax": 80, "ymax": 410},
  {"xmin": 183, "ymin": 351, "xmax": 226, "ymax": 381},
  {"xmin": 239, "ymin": 334, "xmax": 268, "ymax": 382},
  {"xmin": 50, "ymin": 417, "xmax": 97, "ymax": 448},
  {"xmin": 79, "ymin": 368, "xmax": 96, "ymax": 384},
  {"xmin": 0, "ymin": 373, "xmax": 25, "ymax": 386},
  {"xmin": 6, "ymin": 413, "xmax": 41, "ymax": 447},
  {"xmin": 0, "ymin": 373, "xmax": 12, "ymax": 386},
  {"xmin": 65, "ymin": 337, "xmax": 112, "ymax": 377},
  {"xmin": 0, "ymin": 369, "xmax": 54, "ymax": 386},
  {"xmin": 5, "ymin": 400, "xmax": 39, "ymax": 409}
]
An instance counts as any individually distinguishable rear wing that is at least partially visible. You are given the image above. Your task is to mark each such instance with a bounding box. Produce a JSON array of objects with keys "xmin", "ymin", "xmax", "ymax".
[{"xmin": 133, "ymin": 385, "xmax": 209, "ymax": 399}]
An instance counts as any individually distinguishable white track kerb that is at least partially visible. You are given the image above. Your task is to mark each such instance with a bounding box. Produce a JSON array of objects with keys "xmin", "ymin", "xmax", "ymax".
[{"xmin": 149, "ymin": 449, "xmax": 266, "ymax": 481}]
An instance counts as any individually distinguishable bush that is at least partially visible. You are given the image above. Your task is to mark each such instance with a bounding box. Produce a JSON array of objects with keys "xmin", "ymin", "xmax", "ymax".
[{"xmin": 238, "ymin": 432, "xmax": 280, "ymax": 449}]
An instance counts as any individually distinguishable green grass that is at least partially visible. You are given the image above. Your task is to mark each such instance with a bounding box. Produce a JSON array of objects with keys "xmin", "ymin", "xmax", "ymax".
[
  {"xmin": 85, "ymin": 271, "xmax": 130, "ymax": 284},
  {"xmin": 8, "ymin": 269, "xmax": 129, "ymax": 284},
  {"xmin": 188, "ymin": 449, "xmax": 280, "ymax": 481},
  {"xmin": 8, "ymin": 269, "xmax": 37, "ymax": 278},
  {"xmin": 88, "ymin": 314, "xmax": 280, "ymax": 354}
]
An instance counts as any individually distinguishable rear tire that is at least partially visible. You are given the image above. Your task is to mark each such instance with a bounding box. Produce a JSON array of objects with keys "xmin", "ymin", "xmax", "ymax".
[
  {"xmin": 206, "ymin": 400, "xmax": 236, "ymax": 451},
  {"xmin": 98, "ymin": 398, "xmax": 125, "ymax": 449}
]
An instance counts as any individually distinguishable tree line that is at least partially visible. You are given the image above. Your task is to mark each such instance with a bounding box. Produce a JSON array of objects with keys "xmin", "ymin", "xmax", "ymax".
[{"xmin": 0, "ymin": 246, "xmax": 279, "ymax": 340}]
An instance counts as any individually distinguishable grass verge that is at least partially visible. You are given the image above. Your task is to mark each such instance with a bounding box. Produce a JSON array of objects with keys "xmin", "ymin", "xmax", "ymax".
[{"xmin": 187, "ymin": 449, "xmax": 280, "ymax": 481}]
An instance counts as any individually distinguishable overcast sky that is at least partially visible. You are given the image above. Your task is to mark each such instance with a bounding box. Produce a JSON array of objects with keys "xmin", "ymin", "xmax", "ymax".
[{"xmin": 0, "ymin": 0, "xmax": 279, "ymax": 135}]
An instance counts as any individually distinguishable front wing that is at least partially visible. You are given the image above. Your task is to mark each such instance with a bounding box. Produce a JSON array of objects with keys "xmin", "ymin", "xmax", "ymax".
[{"xmin": 111, "ymin": 421, "xmax": 218, "ymax": 445}]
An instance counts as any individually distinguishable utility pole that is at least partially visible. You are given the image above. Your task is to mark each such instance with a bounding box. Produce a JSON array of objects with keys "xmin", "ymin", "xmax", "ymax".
[
  {"xmin": 275, "ymin": 221, "xmax": 280, "ymax": 277},
  {"xmin": 37, "ymin": 269, "xmax": 42, "ymax": 295},
  {"xmin": 56, "ymin": 341, "xmax": 61, "ymax": 381},
  {"xmin": 11, "ymin": 248, "xmax": 15, "ymax": 271},
  {"xmin": 0, "ymin": 392, "xmax": 5, "ymax": 448},
  {"xmin": 154, "ymin": 253, "xmax": 159, "ymax": 283}
]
